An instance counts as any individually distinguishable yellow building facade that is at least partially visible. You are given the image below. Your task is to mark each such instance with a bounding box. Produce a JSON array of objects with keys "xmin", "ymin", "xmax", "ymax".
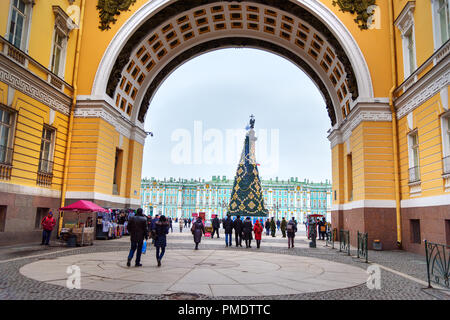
[{"xmin": 0, "ymin": 0, "xmax": 448, "ymax": 253}]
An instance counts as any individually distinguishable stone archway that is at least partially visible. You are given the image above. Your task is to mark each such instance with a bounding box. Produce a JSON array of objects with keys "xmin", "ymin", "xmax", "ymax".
[
  {"xmin": 90, "ymin": 0, "xmax": 375, "ymax": 129},
  {"xmin": 72, "ymin": 0, "xmax": 398, "ymax": 250}
]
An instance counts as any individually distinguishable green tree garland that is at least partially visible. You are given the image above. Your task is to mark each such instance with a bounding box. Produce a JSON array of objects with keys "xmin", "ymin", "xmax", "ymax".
[
  {"xmin": 97, "ymin": 0, "xmax": 137, "ymax": 31},
  {"xmin": 332, "ymin": 0, "xmax": 376, "ymax": 30}
]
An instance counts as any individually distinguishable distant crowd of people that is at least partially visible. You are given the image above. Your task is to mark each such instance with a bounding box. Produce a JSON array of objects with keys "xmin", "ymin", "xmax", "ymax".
[{"xmin": 125, "ymin": 210, "xmax": 329, "ymax": 267}]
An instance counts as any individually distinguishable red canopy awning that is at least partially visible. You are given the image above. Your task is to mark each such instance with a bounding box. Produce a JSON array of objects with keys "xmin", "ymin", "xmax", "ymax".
[{"xmin": 60, "ymin": 200, "xmax": 108, "ymax": 213}]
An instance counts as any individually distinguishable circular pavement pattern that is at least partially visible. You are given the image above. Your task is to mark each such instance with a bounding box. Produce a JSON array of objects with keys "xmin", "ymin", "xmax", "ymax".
[{"xmin": 20, "ymin": 249, "xmax": 369, "ymax": 297}]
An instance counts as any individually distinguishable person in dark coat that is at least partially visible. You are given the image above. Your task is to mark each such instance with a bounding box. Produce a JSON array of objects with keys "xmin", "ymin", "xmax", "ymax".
[
  {"xmin": 233, "ymin": 215, "xmax": 243, "ymax": 247},
  {"xmin": 184, "ymin": 218, "xmax": 188, "ymax": 228},
  {"xmin": 317, "ymin": 218, "xmax": 324, "ymax": 240},
  {"xmin": 222, "ymin": 214, "xmax": 233, "ymax": 247},
  {"xmin": 287, "ymin": 217, "xmax": 298, "ymax": 248},
  {"xmin": 211, "ymin": 216, "xmax": 220, "ymax": 238},
  {"xmin": 280, "ymin": 217, "xmax": 287, "ymax": 238},
  {"xmin": 276, "ymin": 219, "xmax": 281, "ymax": 230},
  {"xmin": 153, "ymin": 215, "xmax": 170, "ymax": 266},
  {"xmin": 264, "ymin": 219, "xmax": 270, "ymax": 236},
  {"xmin": 242, "ymin": 217, "xmax": 253, "ymax": 248},
  {"xmin": 270, "ymin": 217, "xmax": 276, "ymax": 237},
  {"xmin": 253, "ymin": 220, "xmax": 263, "ymax": 248},
  {"xmin": 192, "ymin": 217, "xmax": 205, "ymax": 250},
  {"xmin": 127, "ymin": 208, "xmax": 148, "ymax": 267},
  {"xmin": 168, "ymin": 217, "xmax": 173, "ymax": 233}
]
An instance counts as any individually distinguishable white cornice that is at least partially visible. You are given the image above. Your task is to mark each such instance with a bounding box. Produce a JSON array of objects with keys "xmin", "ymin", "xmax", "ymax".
[
  {"xmin": 0, "ymin": 181, "xmax": 61, "ymax": 198},
  {"xmin": 395, "ymin": 52, "xmax": 450, "ymax": 119},
  {"xmin": 0, "ymin": 54, "xmax": 71, "ymax": 115},
  {"xmin": 332, "ymin": 200, "xmax": 397, "ymax": 211},
  {"xmin": 65, "ymin": 191, "xmax": 140, "ymax": 206},
  {"xmin": 328, "ymin": 100, "xmax": 392, "ymax": 148},
  {"xmin": 394, "ymin": 1, "xmax": 416, "ymax": 35},
  {"xmin": 75, "ymin": 100, "xmax": 147, "ymax": 145}
]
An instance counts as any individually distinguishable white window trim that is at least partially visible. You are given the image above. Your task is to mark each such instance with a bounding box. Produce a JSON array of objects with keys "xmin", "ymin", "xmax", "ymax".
[
  {"xmin": 441, "ymin": 110, "xmax": 450, "ymax": 158},
  {"xmin": 407, "ymin": 129, "xmax": 421, "ymax": 186},
  {"xmin": 49, "ymin": 26, "xmax": 68, "ymax": 79},
  {"xmin": 395, "ymin": 1, "xmax": 417, "ymax": 78},
  {"xmin": 431, "ymin": 0, "xmax": 450, "ymax": 50},
  {"xmin": 0, "ymin": 104, "xmax": 18, "ymax": 152},
  {"xmin": 5, "ymin": 0, "xmax": 34, "ymax": 53}
]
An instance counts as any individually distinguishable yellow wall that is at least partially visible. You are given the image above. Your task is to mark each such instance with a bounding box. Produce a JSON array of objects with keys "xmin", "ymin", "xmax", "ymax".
[
  {"xmin": 68, "ymin": 117, "xmax": 143, "ymax": 200},
  {"xmin": 394, "ymin": 1, "xmax": 435, "ymax": 84},
  {"xmin": 0, "ymin": 81, "xmax": 68, "ymax": 190},
  {"xmin": 398, "ymin": 92, "xmax": 447, "ymax": 200}
]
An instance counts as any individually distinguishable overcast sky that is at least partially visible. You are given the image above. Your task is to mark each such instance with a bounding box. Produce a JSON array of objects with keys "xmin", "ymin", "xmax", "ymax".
[{"xmin": 142, "ymin": 48, "xmax": 332, "ymax": 183}]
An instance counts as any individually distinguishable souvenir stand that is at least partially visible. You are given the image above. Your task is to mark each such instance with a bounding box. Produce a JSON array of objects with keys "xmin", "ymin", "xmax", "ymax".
[
  {"xmin": 96, "ymin": 209, "xmax": 130, "ymax": 240},
  {"xmin": 59, "ymin": 200, "xmax": 108, "ymax": 246}
]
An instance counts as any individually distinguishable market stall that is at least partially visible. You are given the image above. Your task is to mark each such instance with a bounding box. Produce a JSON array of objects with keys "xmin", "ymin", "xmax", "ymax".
[
  {"xmin": 59, "ymin": 200, "xmax": 108, "ymax": 246},
  {"xmin": 96, "ymin": 209, "xmax": 132, "ymax": 240}
]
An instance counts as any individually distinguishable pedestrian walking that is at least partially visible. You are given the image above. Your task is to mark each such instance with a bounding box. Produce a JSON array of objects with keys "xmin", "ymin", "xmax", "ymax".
[
  {"xmin": 179, "ymin": 218, "xmax": 184, "ymax": 232},
  {"xmin": 188, "ymin": 218, "xmax": 192, "ymax": 228},
  {"xmin": 233, "ymin": 215, "xmax": 243, "ymax": 247},
  {"xmin": 40, "ymin": 211, "xmax": 56, "ymax": 246},
  {"xmin": 253, "ymin": 219, "xmax": 263, "ymax": 249},
  {"xmin": 211, "ymin": 216, "xmax": 220, "ymax": 238},
  {"xmin": 281, "ymin": 217, "xmax": 287, "ymax": 238},
  {"xmin": 287, "ymin": 217, "xmax": 298, "ymax": 248},
  {"xmin": 223, "ymin": 214, "xmax": 233, "ymax": 247},
  {"xmin": 127, "ymin": 208, "xmax": 148, "ymax": 267},
  {"xmin": 184, "ymin": 218, "xmax": 188, "ymax": 228},
  {"xmin": 192, "ymin": 217, "xmax": 205, "ymax": 250},
  {"xmin": 276, "ymin": 219, "xmax": 281, "ymax": 231},
  {"xmin": 264, "ymin": 219, "xmax": 270, "ymax": 236},
  {"xmin": 168, "ymin": 217, "xmax": 173, "ymax": 233},
  {"xmin": 242, "ymin": 217, "xmax": 253, "ymax": 248},
  {"xmin": 153, "ymin": 215, "xmax": 170, "ymax": 267},
  {"xmin": 270, "ymin": 217, "xmax": 276, "ymax": 237}
]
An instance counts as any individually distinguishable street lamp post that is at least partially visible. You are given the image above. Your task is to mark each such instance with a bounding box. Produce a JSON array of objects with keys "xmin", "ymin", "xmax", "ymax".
[{"xmin": 273, "ymin": 203, "xmax": 280, "ymax": 221}]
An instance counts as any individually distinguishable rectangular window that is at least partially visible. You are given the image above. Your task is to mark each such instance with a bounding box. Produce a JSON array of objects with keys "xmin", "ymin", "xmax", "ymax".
[
  {"xmin": 0, "ymin": 206, "xmax": 6, "ymax": 232},
  {"xmin": 113, "ymin": 148, "xmax": 123, "ymax": 195},
  {"xmin": 347, "ymin": 153, "xmax": 353, "ymax": 201},
  {"xmin": 8, "ymin": 0, "xmax": 27, "ymax": 49},
  {"xmin": 35, "ymin": 207, "xmax": 49, "ymax": 229},
  {"xmin": 410, "ymin": 219, "xmax": 421, "ymax": 244},
  {"xmin": 408, "ymin": 132, "xmax": 420, "ymax": 182},
  {"xmin": 51, "ymin": 30, "xmax": 66, "ymax": 77},
  {"xmin": 434, "ymin": 0, "xmax": 450, "ymax": 47},
  {"xmin": 446, "ymin": 220, "xmax": 450, "ymax": 246},
  {"xmin": 0, "ymin": 107, "xmax": 14, "ymax": 166},
  {"xmin": 38, "ymin": 127, "xmax": 55, "ymax": 174},
  {"xmin": 443, "ymin": 116, "xmax": 450, "ymax": 174},
  {"xmin": 406, "ymin": 30, "xmax": 416, "ymax": 74}
]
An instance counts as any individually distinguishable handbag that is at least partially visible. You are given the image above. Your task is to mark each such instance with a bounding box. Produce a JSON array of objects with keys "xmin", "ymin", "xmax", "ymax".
[{"xmin": 142, "ymin": 240, "xmax": 147, "ymax": 254}]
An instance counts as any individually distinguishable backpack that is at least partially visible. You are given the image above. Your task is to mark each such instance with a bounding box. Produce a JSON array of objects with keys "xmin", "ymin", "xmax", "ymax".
[{"xmin": 287, "ymin": 223, "xmax": 294, "ymax": 231}]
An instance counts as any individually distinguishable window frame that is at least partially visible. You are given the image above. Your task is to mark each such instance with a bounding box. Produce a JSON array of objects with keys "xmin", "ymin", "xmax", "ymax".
[
  {"xmin": 6, "ymin": 0, "xmax": 33, "ymax": 52},
  {"xmin": 395, "ymin": 2, "xmax": 417, "ymax": 79},
  {"xmin": 49, "ymin": 26, "xmax": 68, "ymax": 78},
  {"xmin": 408, "ymin": 129, "xmax": 421, "ymax": 182},
  {"xmin": 38, "ymin": 125, "xmax": 56, "ymax": 175},
  {"xmin": 432, "ymin": 0, "xmax": 450, "ymax": 49},
  {"xmin": 0, "ymin": 104, "xmax": 17, "ymax": 166}
]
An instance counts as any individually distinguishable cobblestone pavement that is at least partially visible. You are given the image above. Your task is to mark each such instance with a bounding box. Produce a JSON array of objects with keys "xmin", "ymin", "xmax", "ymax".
[{"xmin": 0, "ymin": 227, "xmax": 448, "ymax": 300}]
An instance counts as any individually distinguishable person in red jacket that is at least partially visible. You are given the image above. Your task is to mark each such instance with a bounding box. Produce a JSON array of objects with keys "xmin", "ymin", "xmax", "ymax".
[
  {"xmin": 253, "ymin": 219, "xmax": 264, "ymax": 249},
  {"xmin": 41, "ymin": 211, "xmax": 56, "ymax": 246}
]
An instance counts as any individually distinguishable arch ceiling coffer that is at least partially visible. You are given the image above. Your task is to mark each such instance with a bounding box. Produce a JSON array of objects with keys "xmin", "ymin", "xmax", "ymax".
[{"xmin": 105, "ymin": 0, "xmax": 361, "ymax": 126}]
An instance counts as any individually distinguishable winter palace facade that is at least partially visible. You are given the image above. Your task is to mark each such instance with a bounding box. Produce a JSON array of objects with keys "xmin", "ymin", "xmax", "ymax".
[{"xmin": 140, "ymin": 176, "xmax": 332, "ymax": 222}]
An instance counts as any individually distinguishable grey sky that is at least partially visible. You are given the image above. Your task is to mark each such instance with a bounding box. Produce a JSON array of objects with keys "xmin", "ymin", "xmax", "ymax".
[{"xmin": 142, "ymin": 48, "xmax": 332, "ymax": 183}]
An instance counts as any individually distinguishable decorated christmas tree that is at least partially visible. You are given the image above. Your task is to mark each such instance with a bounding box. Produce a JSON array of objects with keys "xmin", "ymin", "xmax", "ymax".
[{"xmin": 227, "ymin": 116, "xmax": 269, "ymax": 217}]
